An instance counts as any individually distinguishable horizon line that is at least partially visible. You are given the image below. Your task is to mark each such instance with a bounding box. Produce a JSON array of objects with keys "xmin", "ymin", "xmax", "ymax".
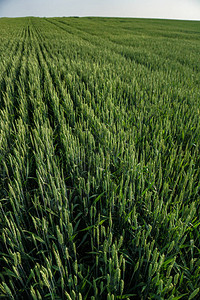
[{"xmin": 0, "ymin": 16, "xmax": 200, "ymax": 21}]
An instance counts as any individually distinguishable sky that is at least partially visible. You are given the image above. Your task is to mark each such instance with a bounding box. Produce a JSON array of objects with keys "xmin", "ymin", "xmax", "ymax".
[{"xmin": 0, "ymin": 0, "xmax": 200, "ymax": 20}]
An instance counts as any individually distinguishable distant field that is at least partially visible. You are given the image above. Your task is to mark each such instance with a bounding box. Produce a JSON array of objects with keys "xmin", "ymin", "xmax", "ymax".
[{"xmin": 0, "ymin": 17, "xmax": 200, "ymax": 299}]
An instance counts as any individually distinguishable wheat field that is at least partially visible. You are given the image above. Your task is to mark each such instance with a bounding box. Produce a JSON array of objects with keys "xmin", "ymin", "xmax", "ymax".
[{"xmin": 0, "ymin": 17, "xmax": 200, "ymax": 299}]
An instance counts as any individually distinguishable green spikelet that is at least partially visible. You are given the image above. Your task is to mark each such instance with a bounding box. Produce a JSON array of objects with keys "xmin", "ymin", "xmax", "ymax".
[
  {"xmin": 30, "ymin": 286, "xmax": 38, "ymax": 300},
  {"xmin": 120, "ymin": 279, "xmax": 124, "ymax": 295},
  {"xmin": 189, "ymin": 288, "xmax": 200, "ymax": 300},
  {"xmin": 56, "ymin": 225, "xmax": 64, "ymax": 245},
  {"xmin": 65, "ymin": 292, "xmax": 72, "ymax": 300}
]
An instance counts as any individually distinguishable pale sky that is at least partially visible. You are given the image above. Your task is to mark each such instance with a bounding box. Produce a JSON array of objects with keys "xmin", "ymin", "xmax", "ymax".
[{"xmin": 0, "ymin": 0, "xmax": 200, "ymax": 20}]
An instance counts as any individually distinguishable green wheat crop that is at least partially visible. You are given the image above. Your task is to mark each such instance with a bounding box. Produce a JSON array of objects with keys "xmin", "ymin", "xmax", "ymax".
[{"xmin": 0, "ymin": 17, "xmax": 200, "ymax": 300}]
